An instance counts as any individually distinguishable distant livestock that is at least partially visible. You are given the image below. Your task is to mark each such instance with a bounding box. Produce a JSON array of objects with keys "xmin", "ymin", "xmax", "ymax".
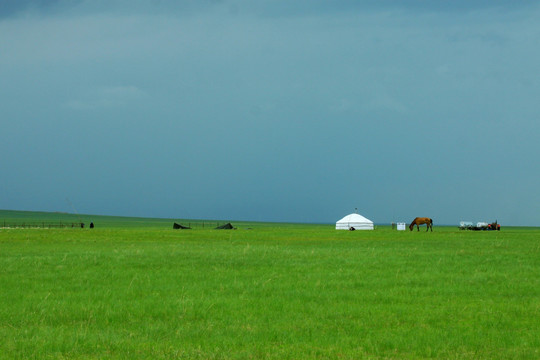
[{"xmin": 409, "ymin": 217, "xmax": 433, "ymax": 232}]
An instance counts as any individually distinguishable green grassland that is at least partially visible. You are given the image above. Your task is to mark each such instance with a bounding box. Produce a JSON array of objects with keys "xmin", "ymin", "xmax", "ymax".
[
  {"xmin": 1, "ymin": 210, "xmax": 539, "ymax": 359},
  {"xmin": 0, "ymin": 209, "xmax": 303, "ymax": 229}
]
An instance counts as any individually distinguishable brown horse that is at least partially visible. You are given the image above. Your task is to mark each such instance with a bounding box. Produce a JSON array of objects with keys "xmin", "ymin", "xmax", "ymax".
[{"xmin": 409, "ymin": 217, "xmax": 433, "ymax": 232}]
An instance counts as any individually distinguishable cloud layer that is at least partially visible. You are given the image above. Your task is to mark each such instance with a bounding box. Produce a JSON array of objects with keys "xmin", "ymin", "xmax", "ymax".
[{"xmin": 1, "ymin": 1, "xmax": 539, "ymax": 225}]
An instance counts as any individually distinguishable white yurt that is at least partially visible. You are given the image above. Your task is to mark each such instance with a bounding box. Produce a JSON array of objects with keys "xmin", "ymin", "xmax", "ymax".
[{"xmin": 336, "ymin": 213, "xmax": 374, "ymax": 230}]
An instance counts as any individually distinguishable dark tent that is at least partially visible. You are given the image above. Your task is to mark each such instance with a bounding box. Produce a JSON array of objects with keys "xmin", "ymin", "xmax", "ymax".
[
  {"xmin": 173, "ymin": 222, "xmax": 191, "ymax": 229},
  {"xmin": 215, "ymin": 223, "xmax": 234, "ymax": 229}
]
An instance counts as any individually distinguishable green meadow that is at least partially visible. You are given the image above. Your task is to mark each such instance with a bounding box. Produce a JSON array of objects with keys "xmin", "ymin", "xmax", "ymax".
[{"xmin": 1, "ymin": 210, "xmax": 539, "ymax": 359}]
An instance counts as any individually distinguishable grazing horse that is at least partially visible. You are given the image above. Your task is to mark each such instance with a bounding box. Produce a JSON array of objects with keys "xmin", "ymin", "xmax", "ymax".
[{"xmin": 409, "ymin": 217, "xmax": 433, "ymax": 232}]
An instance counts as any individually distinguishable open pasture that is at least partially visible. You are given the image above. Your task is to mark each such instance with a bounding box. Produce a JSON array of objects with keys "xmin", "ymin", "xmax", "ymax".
[{"xmin": 1, "ymin": 212, "xmax": 539, "ymax": 359}]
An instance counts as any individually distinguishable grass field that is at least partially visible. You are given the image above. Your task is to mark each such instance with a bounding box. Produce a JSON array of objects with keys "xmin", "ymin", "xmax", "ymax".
[{"xmin": 1, "ymin": 210, "xmax": 539, "ymax": 359}]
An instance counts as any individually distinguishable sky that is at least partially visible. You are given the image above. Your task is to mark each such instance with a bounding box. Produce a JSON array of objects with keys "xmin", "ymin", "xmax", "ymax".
[{"xmin": 1, "ymin": 0, "xmax": 539, "ymax": 226}]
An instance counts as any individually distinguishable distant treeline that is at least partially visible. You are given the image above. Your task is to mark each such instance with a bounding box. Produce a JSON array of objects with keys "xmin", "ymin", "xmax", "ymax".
[{"xmin": 1, "ymin": 221, "xmax": 84, "ymax": 229}]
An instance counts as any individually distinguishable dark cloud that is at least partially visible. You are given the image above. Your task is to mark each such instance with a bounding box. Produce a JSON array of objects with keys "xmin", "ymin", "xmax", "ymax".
[
  {"xmin": 0, "ymin": 0, "xmax": 219, "ymax": 18},
  {"xmin": 0, "ymin": 0, "xmax": 78, "ymax": 18},
  {"xmin": 2, "ymin": 0, "xmax": 537, "ymax": 19},
  {"xmin": 1, "ymin": 0, "xmax": 539, "ymax": 225}
]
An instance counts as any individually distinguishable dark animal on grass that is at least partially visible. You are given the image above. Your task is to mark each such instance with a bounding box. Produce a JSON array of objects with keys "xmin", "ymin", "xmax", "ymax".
[{"xmin": 409, "ymin": 217, "xmax": 433, "ymax": 232}]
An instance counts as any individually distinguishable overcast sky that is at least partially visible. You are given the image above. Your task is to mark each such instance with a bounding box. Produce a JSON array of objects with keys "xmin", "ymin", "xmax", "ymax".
[{"xmin": 1, "ymin": 0, "xmax": 539, "ymax": 226}]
